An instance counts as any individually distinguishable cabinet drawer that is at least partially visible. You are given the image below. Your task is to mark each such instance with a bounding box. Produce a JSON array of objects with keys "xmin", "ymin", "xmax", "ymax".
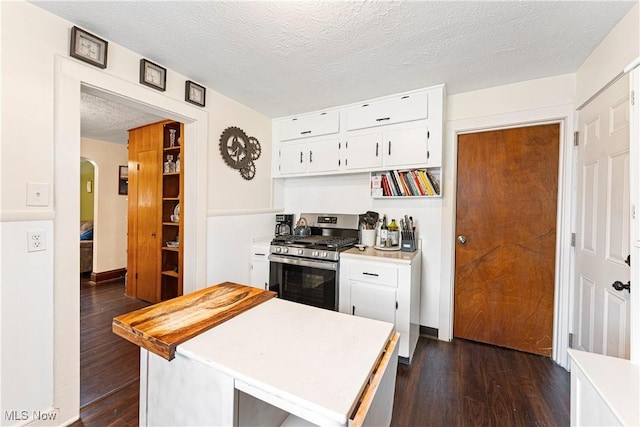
[
  {"xmin": 345, "ymin": 91, "xmax": 428, "ymax": 131},
  {"xmin": 348, "ymin": 262, "xmax": 397, "ymax": 287},
  {"xmin": 279, "ymin": 111, "xmax": 340, "ymax": 141}
]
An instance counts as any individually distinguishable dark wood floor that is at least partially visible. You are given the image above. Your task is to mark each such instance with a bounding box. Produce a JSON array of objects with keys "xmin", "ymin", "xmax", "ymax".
[
  {"xmin": 73, "ymin": 279, "xmax": 570, "ymax": 426},
  {"xmin": 74, "ymin": 276, "xmax": 149, "ymax": 426},
  {"xmin": 392, "ymin": 338, "xmax": 570, "ymax": 427}
]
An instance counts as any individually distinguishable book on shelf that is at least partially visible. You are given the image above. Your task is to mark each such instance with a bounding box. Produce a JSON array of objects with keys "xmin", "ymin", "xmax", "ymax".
[
  {"xmin": 426, "ymin": 170, "xmax": 441, "ymax": 195},
  {"xmin": 373, "ymin": 169, "xmax": 441, "ymax": 197},
  {"xmin": 392, "ymin": 170, "xmax": 406, "ymax": 196},
  {"xmin": 416, "ymin": 170, "xmax": 435, "ymax": 196}
]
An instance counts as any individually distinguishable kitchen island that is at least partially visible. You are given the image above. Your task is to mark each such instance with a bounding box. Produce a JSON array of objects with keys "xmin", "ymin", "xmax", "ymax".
[{"xmin": 113, "ymin": 283, "xmax": 399, "ymax": 427}]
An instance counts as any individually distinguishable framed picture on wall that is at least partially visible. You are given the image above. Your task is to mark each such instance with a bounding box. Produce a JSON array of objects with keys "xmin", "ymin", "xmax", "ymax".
[
  {"xmin": 118, "ymin": 166, "xmax": 128, "ymax": 195},
  {"xmin": 69, "ymin": 26, "xmax": 108, "ymax": 69},
  {"xmin": 185, "ymin": 80, "xmax": 206, "ymax": 107},
  {"xmin": 139, "ymin": 59, "xmax": 167, "ymax": 91}
]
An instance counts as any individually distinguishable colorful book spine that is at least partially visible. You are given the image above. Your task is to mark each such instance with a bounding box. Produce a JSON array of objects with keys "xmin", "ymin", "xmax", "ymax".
[{"xmin": 426, "ymin": 170, "xmax": 441, "ymax": 195}]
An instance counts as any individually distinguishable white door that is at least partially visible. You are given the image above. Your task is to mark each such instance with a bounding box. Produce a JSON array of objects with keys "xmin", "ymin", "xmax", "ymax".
[
  {"xmin": 383, "ymin": 126, "xmax": 429, "ymax": 168},
  {"xmin": 350, "ymin": 281, "xmax": 396, "ymax": 324},
  {"xmin": 574, "ymin": 74, "xmax": 631, "ymax": 359}
]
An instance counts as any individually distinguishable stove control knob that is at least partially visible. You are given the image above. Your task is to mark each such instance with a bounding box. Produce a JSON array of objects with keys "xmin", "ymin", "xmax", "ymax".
[
  {"xmin": 283, "ymin": 247, "xmax": 289, "ymax": 254},
  {"xmin": 297, "ymin": 249, "xmax": 304, "ymax": 255},
  {"xmin": 275, "ymin": 247, "xmax": 281, "ymax": 253},
  {"xmin": 322, "ymin": 252, "xmax": 328, "ymax": 258},
  {"xmin": 313, "ymin": 250, "xmax": 319, "ymax": 257}
]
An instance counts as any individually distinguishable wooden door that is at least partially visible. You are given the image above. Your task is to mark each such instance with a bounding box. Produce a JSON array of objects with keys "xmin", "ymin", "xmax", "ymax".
[
  {"xmin": 454, "ymin": 124, "xmax": 559, "ymax": 356},
  {"xmin": 127, "ymin": 123, "xmax": 163, "ymax": 303},
  {"xmin": 574, "ymin": 74, "xmax": 630, "ymax": 358}
]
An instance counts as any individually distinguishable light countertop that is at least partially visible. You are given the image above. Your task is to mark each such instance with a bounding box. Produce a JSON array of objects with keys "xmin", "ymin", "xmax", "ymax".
[
  {"xmin": 568, "ymin": 349, "xmax": 639, "ymax": 426},
  {"xmin": 342, "ymin": 246, "xmax": 421, "ymax": 264},
  {"xmin": 177, "ymin": 298, "xmax": 394, "ymax": 426}
]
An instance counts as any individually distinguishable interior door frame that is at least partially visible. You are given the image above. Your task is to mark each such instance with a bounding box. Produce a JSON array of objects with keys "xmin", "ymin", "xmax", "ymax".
[
  {"xmin": 441, "ymin": 104, "xmax": 575, "ymax": 368},
  {"xmin": 53, "ymin": 55, "xmax": 209, "ymax": 422}
]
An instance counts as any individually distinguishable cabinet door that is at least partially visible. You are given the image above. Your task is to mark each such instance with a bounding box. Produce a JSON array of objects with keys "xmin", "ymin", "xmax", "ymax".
[
  {"xmin": 250, "ymin": 259, "xmax": 270, "ymax": 290},
  {"xmin": 279, "ymin": 111, "xmax": 340, "ymax": 141},
  {"xmin": 350, "ymin": 281, "xmax": 396, "ymax": 324},
  {"xmin": 345, "ymin": 92, "xmax": 428, "ymax": 131},
  {"xmin": 383, "ymin": 126, "xmax": 429, "ymax": 168},
  {"xmin": 249, "ymin": 243, "xmax": 270, "ymax": 290},
  {"xmin": 307, "ymin": 139, "xmax": 340, "ymax": 173},
  {"xmin": 343, "ymin": 133, "xmax": 383, "ymax": 171},
  {"xmin": 277, "ymin": 143, "xmax": 307, "ymax": 175}
]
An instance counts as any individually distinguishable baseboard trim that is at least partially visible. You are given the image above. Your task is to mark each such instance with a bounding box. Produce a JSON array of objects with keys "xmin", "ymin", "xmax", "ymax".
[
  {"xmin": 91, "ymin": 268, "xmax": 126, "ymax": 284},
  {"xmin": 420, "ymin": 326, "xmax": 438, "ymax": 338}
]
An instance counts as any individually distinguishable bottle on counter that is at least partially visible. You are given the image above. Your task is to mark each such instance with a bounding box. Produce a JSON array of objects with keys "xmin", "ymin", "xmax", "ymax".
[
  {"xmin": 388, "ymin": 219, "xmax": 399, "ymax": 246},
  {"xmin": 380, "ymin": 215, "xmax": 388, "ymax": 247}
]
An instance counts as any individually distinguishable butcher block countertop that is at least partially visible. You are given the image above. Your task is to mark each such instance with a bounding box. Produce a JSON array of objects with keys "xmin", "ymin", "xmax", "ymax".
[{"xmin": 112, "ymin": 282, "xmax": 276, "ymax": 360}]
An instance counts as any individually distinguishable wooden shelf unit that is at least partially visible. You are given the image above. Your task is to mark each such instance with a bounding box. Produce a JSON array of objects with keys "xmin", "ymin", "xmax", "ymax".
[{"xmin": 127, "ymin": 120, "xmax": 184, "ymax": 303}]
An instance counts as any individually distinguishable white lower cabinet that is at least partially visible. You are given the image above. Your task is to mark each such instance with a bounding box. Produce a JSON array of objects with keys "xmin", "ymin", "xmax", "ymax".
[
  {"xmin": 350, "ymin": 281, "xmax": 396, "ymax": 324},
  {"xmin": 250, "ymin": 242, "xmax": 271, "ymax": 290},
  {"xmin": 339, "ymin": 249, "xmax": 421, "ymax": 363}
]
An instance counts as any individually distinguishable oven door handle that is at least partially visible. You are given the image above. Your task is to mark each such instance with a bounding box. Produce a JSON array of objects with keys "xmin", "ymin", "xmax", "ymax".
[{"xmin": 269, "ymin": 254, "xmax": 337, "ymax": 271}]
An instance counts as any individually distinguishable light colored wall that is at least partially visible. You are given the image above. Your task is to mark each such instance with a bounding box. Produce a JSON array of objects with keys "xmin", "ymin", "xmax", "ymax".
[
  {"xmin": 0, "ymin": 1, "xmax": 272, "ymax": 424},
  {"xmin": 576, "ymin": 3, "xmax": 639, "ymax": 107},
  {"xmin": 81, "ymin": 138, "xmax": 128, "ymax": 273}
]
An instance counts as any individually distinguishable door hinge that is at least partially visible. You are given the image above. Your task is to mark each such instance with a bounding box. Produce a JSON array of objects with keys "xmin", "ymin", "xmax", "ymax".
[
  {"xmin": 631, "ymin": 90, "xmax": 635, "ymax": 106},
  {"xmin": 345, "ymin": 158, "xmax": 348, "ymax": 167},
  {"xmin": 573, "ymin": 131, "xmax": 579, "ymax": 147},
  {"xmin": 135, "ymin": 272, "xmax": 138, "ymax": 279},
  {"xmin": 632, "ymin": 204, "xmax": 636, "ymax": 220},
  {"xmin": 569, "ymin": 333, "xmax": 574, "ymax": 348},
  {"xmin": 137, "ymin": 164, "xmax": 140, "ymax": 171},
  {"xmin": 571, "ymin": 233, "xmax": 576, "ymax": 247},
  {"xmin": 345, "ymin": 141, "xmax": 348, "ymax": 149},
  {"xmin": 427, "ymin": 151, "xmax": 430, "ymax": 160},
  {"xmin": 396, "ymin": 301, "xmax": 398, "ymax": 309}
]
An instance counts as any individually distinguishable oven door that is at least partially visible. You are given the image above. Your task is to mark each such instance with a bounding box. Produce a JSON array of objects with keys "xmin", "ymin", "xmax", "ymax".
[{"xmin": 269, "ymin": 254, "xmax": 338, "ymax": 311}]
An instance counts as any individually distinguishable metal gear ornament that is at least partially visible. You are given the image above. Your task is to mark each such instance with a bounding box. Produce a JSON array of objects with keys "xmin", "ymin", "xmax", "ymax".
[{"xmin": 218, "ymin": 127, "xmax": 262, "ymax": 180}]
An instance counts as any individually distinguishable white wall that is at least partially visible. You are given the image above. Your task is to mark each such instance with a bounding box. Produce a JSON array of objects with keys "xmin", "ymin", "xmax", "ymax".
[
  {"xmin": 0, "ymin": 1, "xmax": 272, "ymax": 424},
  {"xmin": 81, "ymin": 138, "xmax": 128, "ymax": 273},
  {"xmin": 576, "ymin": 3, "xmax": 639, "ymax": 107}
]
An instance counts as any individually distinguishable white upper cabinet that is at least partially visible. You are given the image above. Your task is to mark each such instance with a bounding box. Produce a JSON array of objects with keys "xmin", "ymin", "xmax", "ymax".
[
  {"xmin": 342, "ymin": 133, "xmax": 383, "ymax": 171},
  {"xmin": 383, "ymin": 127, "xmax": 431, "ymax": 168},
  {"xmin": 277, "ymin": 138, "xmax": 340, "ymax": 175},
  {"xmin": 345, "ymin": 91, "xmax": 429, "ymax": 131},
  {"xmin": 272, "ymin": 85, "xmax": 444, "ymax": 178},
  {"xmin": 279, "ymin": 111, "xmax": 340, "ymax": 141}
]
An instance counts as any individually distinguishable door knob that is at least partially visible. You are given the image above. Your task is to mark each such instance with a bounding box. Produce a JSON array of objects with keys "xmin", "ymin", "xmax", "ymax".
[
  {"xmin": 612, "ymin": 281, "xmax": 631, "ymax": 293},
  {"xmin": 457, "ymin": 235, "xmax": 467, "ymax": 245}
]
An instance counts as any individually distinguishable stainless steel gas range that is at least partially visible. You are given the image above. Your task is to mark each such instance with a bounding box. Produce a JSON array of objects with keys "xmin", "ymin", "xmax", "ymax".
[{"xmin": 269, "ymin": 213, "xmax": 360, "ymax": 311}]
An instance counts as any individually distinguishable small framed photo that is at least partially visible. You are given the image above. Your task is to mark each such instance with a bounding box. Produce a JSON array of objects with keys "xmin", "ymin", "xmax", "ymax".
[
  {"xmin": 140, "ymin": 59, "xmax": 167, "ymax": 91},
  {"xmin": 70, "ymin": 26, "xmax": 108, "ymax": 69},
  {"xmin": 185, "ymin": 80, "xmax": 206, "ymax": 107},
  {"xmin": 118, "ymin": 166, "xmax": 128, "ymax": 195}
]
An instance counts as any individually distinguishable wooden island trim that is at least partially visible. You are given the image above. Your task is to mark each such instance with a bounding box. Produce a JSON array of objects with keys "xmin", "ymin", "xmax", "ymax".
[{"xmin": 112, "ymin": 282, "xmax": 276, "ymax": 360}]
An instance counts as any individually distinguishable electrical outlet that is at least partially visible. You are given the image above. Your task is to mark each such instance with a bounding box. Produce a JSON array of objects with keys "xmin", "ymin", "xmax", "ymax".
[{"xmin": 27, "ymin": 230, "xmax": 46, "ymax": 252}]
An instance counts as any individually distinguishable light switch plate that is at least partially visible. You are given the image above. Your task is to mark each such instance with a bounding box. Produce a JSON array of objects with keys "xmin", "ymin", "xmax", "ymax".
[{"xmin": 26, "ymin": 182, "xmax": 50, "ymax": 206}]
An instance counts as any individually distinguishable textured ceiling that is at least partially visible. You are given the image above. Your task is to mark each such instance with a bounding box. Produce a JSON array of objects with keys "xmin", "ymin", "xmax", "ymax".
[{"xmin": 31, "ymin": 1, "xmax": 636, "ymax": 143}]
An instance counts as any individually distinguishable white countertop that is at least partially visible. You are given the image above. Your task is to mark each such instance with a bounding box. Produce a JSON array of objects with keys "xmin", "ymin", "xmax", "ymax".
[
  {"xmin": 342, "ymin": 246, "xmax": 421, "ymax": 264},
  {"xmin": 568, "ymin": 349, "xmax": 639, "ymax": 426},
  {"xmin": 177, "ymin": 298, "xmax": 394, "ymax": 426}
]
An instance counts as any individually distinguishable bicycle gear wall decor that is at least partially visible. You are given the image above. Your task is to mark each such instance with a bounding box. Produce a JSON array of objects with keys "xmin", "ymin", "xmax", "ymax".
[{"xmin": 218, "ymin": 126, "xmax": 262, "ymax": 180}]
